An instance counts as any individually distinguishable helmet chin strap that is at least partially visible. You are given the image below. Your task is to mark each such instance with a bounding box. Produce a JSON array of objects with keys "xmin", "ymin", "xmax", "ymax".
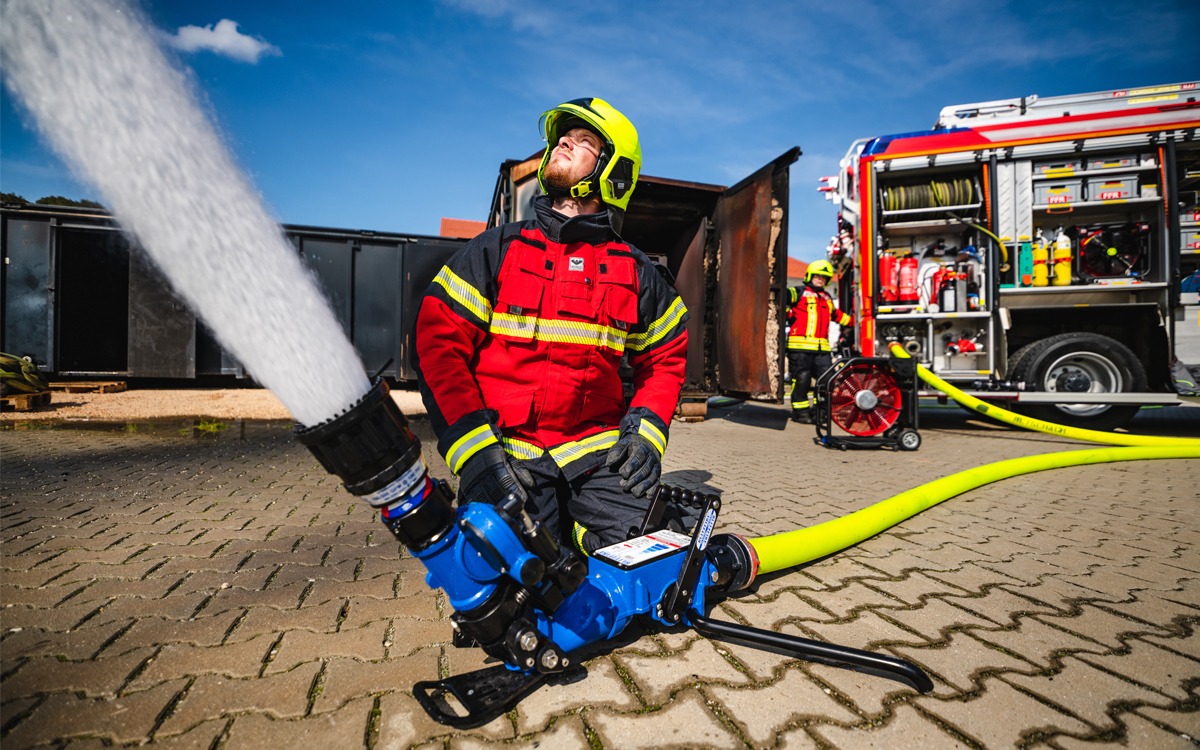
[{"xmin": 569, "ymin": 180, "xmax": 595, "ymax": 199}]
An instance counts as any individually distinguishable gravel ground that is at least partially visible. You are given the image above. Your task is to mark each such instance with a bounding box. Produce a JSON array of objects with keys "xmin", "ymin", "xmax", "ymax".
[{"xmin": 0, "ymin": 385, "xmax": 427, "ymax": 423}]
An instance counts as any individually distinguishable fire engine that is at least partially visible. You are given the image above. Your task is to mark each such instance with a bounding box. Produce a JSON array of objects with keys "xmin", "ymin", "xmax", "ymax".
[{"xmin": 820, "ymin": 82, "xmax": 1200, "ymax": 429}]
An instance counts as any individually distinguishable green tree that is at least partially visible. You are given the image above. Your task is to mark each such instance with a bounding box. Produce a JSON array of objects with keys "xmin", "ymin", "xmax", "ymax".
[
  {"xmin": 34, "ymin": 196, "xmax": 104, "ymax": 209},
  {"xmin": 1, "ymin": 192, "xmax": 29, "ymax": 204}
]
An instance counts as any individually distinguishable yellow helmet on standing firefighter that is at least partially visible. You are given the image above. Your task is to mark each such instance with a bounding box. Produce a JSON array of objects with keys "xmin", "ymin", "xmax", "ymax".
[
  {"xmin": 805, "ymin": 259, "xmax": 835, "ymax": 283},
  {"xmin": 537, "ymin": 97, "xmax": 641, "ymax": 213}
]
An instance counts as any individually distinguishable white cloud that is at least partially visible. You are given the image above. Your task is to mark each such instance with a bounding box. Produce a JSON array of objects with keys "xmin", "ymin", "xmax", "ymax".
[{"xmin": 165, "ymin": 19, "xmax": 280, "ymax": 64}]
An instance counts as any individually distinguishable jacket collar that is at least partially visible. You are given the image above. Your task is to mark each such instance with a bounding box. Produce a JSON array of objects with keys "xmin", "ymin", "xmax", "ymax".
[{"xmin": 533, "ymin": 194, "xmax": 612, "ymax": 244}]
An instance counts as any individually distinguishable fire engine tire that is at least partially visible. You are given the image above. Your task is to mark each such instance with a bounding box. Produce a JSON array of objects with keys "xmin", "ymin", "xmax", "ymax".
[
  {"xmin": 1005, "ymin": 342, "xmax": 1040, "ymax": 385},
  {"xmin": 1010, "ymin": 332, "xmax": 1146, "ymax": 431}
]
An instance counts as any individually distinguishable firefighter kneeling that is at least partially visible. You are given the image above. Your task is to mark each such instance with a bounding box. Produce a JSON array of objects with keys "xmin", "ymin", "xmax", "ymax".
[{"xmin": 785, "ymin": 260, "xmax": 852, "ymax": 424}]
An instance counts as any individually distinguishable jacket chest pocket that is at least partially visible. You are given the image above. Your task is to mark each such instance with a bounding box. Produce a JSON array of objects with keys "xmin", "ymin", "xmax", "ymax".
[
  {"xmin": 598, "ymin": 255, "xmax": 638, "ymax": 331},
  {"xmin": 497, "ymin": 244, "xmax": 551, "ymax": 315},
  {"xmin": 555, "ymin": 255, "xmax": 638, "ymax": 331}
]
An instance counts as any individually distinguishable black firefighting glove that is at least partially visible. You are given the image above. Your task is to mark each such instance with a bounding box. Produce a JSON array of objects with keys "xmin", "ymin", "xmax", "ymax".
[
  {"xmin": 605, "ymin": 429, "xmax": 661, "ymax": 498},
  {"xmin": 457, "ymin": 444, "xmax": 533, "ymax": 507}
]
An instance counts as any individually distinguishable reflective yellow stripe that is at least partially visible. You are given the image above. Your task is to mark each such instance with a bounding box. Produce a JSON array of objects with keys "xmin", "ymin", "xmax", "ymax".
[
  {"xmin": 637, "ymin": 419, "xmax": 666, "ymax": 456},
  {"xmin": 446, "ymin": 424, "xmax": 498, "ymax": 475},
  {"xmin": 792, "ymin": 398, "xmax": 812, "ymax": 409},
  {"xmin": 490, "ymin": 312, "xmax": 627, "ymax": 352},
  {"xmin": 549, "ymin": 429, "xmax": 619, "ymax": 467},
  {"xmin": 787, "ymin": 336, "xmax": 830, "ymax": 351},
  {"xmin": 502, "ymin": 437, "xmax": 543, "ymax": 460},
  {"xmin": 572, "ymin": 522, "xmax": 590, "ymax": 556},
  {"xmin": 628, "ymin": 297, "xmax": 686, "ymax": 352},
  {"xmin": 804, "ymin": 298, "xmax": 818, "ymax": 338},
  {"xmin": 433, "ymin": 267, "xmax": 491, "ymax": 326}
]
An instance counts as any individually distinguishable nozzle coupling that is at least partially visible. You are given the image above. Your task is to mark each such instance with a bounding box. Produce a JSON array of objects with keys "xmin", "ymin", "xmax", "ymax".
[
  {"xmin": 706, "ymin": 533, "xmax": 758, "ymax": 593},
  {"xmin": 294, "ymin": 379, "xmax": 453, "ymax": 549}
]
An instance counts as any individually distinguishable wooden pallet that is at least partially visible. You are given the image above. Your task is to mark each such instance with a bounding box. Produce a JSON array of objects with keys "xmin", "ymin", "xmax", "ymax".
[
  {"xmin": 0, "ymin": 390, "xmax": 52, "ymax": 412},
  {"xmin": 49, "ymin": 381, "xmax": 127, "ymax": 394}
]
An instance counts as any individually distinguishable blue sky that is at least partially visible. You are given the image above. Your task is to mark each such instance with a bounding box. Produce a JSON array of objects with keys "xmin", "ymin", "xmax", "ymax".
[{"xmin": 2, "ymin": 1, "xmax": 1197, "ymax": 263}]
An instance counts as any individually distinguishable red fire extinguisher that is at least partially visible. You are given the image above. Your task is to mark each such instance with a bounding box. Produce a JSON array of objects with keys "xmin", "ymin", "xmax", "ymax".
[
  {"xmin": 879, "ymin": 252, "xmax": 898, "ymax": 302},
  {"xmin": 898, "ymin": 254, "xmax": 919, "ymax": 304}
]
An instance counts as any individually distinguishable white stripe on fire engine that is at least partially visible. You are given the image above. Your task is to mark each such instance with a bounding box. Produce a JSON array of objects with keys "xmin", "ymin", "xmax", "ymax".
[
  {"xmin": 490, "ymin": 312, "xmax": 627, "ymax": 352},
  {"xmin": 627, "ymin": 297, "xmax": 686, "ymax": 352},
  {"xmin": 433, "ymin": 267, "xmax": 491, "ymax": 326}
]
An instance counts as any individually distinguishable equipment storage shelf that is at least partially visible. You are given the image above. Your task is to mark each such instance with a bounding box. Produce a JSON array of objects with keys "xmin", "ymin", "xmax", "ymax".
[{"xmin": 1030, "ymin": 151, "xmax": 1160, "ymax": 211}]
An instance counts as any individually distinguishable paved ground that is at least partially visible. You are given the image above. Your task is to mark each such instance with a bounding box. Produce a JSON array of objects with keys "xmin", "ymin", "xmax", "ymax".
[{"xmin": 2, "ymin": 400, "xmax": 1199, "ymax": 749}]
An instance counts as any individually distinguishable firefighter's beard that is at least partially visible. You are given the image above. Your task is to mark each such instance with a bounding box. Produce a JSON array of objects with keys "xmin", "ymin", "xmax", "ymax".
[{"xmin": 542, "ymin": 158, "xmax": 581, "ymax": 190}]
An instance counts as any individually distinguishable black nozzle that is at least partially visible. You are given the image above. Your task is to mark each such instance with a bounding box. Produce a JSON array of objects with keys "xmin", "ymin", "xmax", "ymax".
[
  {"xmin": 295, "ymin": 379, "xmax": 455, "ymax": 551},
  {"xmin": 295, "ymin": 379, "xmax": 420, "ymax": 496}
]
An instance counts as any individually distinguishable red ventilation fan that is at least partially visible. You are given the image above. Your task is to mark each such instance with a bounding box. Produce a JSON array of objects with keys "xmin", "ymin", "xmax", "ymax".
[
  {"xmin": 828, "ymin": 362, "xmax": 903, "ymax": 436},
  {"xmin": 814, "ymin": 357, "xmax": 921, "ymax": 451}
]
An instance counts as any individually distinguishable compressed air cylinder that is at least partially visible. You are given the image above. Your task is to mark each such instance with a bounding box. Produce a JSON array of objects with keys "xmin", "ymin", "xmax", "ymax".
[{"xmin": 1052, "ymin": 230, "xmax": 1072, "ymax": 286}]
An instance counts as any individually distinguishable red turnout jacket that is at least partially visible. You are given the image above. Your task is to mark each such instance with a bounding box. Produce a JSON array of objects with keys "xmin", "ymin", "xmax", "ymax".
[
  {"xmin": 786, "ymin": 283, "xmax": 852, "ymax": 352},
  {"xmin": 415, "ymin": 196, "xmax": 689, "ymax": 480}
]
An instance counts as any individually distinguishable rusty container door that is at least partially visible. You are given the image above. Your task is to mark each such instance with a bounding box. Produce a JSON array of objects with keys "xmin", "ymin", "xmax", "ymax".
[{"xmin": 713, "ymin": 148, "xmax": 799, "ymax": 400}]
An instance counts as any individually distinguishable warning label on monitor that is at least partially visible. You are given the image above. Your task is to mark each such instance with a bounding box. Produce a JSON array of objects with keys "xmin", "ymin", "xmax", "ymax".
[{"xmin": 594, "ymin": 529, "xmax": 692, "ymax": 569}]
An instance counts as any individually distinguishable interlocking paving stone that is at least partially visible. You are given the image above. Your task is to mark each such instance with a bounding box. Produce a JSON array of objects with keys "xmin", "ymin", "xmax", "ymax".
[
  {"xmin": 1054, "ymin": 710, "xmax": 1197, "ymax": 750},
  {"xmin": 1001, "ymin": 655, "xmax": 1177, "ymax": 730},
  {"xmin": 264, "ymin": 621, "xmax": 390, "ymax": 674},
  {"xmin": 1035, "ymin": 601, "xmax": 1174, "ymax": 650},
  {"xmin": 706, "ymin": 666, "xmax": 861, "ymax": 746},
  {"xmin": 892, "ymin": 629, "xmax": 1037, "ymax": 695},
  {"xmin": 219, "ymin": 695, "xmax": 374, "ymax": 748},
  {"xmin": 125, "ymin": 635, "xmax": 275, "ymax": 690},
  {"xmin": 514, "ymin": 657, "xmax": 639, "ymax": 733},
  {"xmin": 1130, "ymin": 705, "xmax": 1200, "ymax": 742},
  {"xmin": 0, "ymin": 618, "xmax": 131, "ymax": 661},
  {"xmin": 613, "ymin": 637, "xmax": 754, "ymax": 706},
  {"xmin": 807, "ymin": 702, "xmax": 970, "ymax": 748},
  {"xmin": 1075, "ymin": 637, "xmax": 1200, "ymax": 702},
  {"xmin": 3, "ymin": 646, "xmax": 157, "ymax": 698},
  {"xmin": 588, "ymin": 689, "xmax": 742, "ymax": 749},
  {"xmin": 917, "ymin": 677, "xmax": 1093, "ymax": 746},
  {"xmin": 2, "ymin": 679, "xmax": 188, "ymax": 747},
  {"xmin": 156, "ymin": 661, "xmax": 321, "ymax": 736},
  {"xmin": 3, "ymin": 405, "xmax": 1198, "ymax": 747}
]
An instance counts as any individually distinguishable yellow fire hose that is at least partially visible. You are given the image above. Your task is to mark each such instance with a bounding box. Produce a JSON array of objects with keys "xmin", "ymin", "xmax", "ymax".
[
  {"xmin": 748, "ymin": 344, "xmax": 1200, "ymax": 575},
  {"xmin": 887, "ymin": 343, "xmax": 1199, "ymax": 447}
]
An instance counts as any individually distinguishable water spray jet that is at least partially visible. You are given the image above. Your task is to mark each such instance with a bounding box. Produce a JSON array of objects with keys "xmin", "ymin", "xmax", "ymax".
[{"xmin": 1, "ymin": 0, "xmax": 368, "ymax": 426}]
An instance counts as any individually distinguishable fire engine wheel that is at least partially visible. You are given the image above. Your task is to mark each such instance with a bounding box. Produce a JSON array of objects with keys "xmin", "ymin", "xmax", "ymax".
[{"xmin": 1010, "ymin": 332, "xmax": 1146, "ymax": 431}]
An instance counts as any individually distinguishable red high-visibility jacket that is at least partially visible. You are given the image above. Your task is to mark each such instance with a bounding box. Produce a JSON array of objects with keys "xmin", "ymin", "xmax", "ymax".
[
  {"xmin": 786, "ymin": 284, "xmax": 852, "ymax": 352},
  {"xmin": 415, "ymin": 197, "xmax": 689, "ymax": 480}
]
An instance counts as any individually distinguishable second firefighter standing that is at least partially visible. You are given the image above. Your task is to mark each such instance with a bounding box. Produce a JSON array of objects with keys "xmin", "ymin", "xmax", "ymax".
[{"xmin": 785, "ymin": 260, "xmax": 852, "ymax": 423}]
